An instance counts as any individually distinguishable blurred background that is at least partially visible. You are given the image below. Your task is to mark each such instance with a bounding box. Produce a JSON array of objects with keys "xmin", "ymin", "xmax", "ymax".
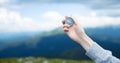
[{"xmin": 0, "ymin": 0, "xmax": 120, "ymax": 63}]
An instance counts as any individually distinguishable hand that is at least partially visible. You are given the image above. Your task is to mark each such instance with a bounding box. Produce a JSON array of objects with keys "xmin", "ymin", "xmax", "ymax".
[
  {"xmin": 62, "ymin": 16, "xmax": 94, "ymax": 51},
  {"xmin": 62, "ymin": 16, "xmax": 86, "ymax": 43}
]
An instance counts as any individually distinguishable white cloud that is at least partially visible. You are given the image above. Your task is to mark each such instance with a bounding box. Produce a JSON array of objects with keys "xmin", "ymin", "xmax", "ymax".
[
  {"xmin": 42, "ymin": 11, "xmax": 120, "ymax": 29},
  {"xmin": 43, "ymin": 11, "xmax": 63, "ymax": 20},
  {"xmin": 0, "ymin": 0, "xmax": 17, "ymax": 5},
  {"xmin": 90, "ymin": 12, "xmax": 97, "ymax": 17},
  {"xmin": 0, "ymin": 8, "xmax": 120, "ymax": 32},
  {"xmin": 41, "ymin": 11, "xmax": 64, "ymax": 30},
  {"xmin": 0, "ymin": 8, "xmax": 50, "ymax": 32},
  {"xmin": 0, "ymin": 8, "xmax": 65, "ymax": 32},
  {"xmin": 77, "ymin": 16, "xmax": 120, "ymax": 28},
  {"xmin": 0, "ymin": 0, "xmax": 9, "ymax": 4}
]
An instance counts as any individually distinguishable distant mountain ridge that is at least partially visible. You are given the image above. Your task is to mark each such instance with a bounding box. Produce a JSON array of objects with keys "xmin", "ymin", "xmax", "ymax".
[{"xmin": 0, "ymin": 26, "xmax": 120, "ymax": 59}]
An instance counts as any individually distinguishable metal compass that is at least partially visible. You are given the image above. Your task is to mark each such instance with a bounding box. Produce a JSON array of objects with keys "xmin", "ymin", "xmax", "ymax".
[{"xmin": 65, "ymin": 17, "xmax": 74, "ymax": 26}]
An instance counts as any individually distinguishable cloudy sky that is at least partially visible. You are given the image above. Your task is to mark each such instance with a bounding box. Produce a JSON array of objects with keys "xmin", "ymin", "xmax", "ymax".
[{"xmin": 0, "ymin": 0, "xmax": 120, "ymax": 32}]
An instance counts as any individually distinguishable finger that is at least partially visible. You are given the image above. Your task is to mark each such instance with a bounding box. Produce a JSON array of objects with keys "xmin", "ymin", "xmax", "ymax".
[
  {"xmin": 62, "ymin": 16, "xmax": 68, "ymax": 25},
  {"xmin": 63, "ymin": 28, "xmax": 69, "ymax": 32},
  {"xmin": 63, "ymin": 24, "xmax": 70, "ymax": 28},
  {"xmin": 74, "ymin": 19, "xmax": 78, "ymax": 25},
  {"xmin": 65, "ymin": 16, "xmax": 68, "ymax": 19},
  {"xmin": 73, "ymin": 18, "xmax": 83, "ymax": 27},
  {"xmin": 62, "ymin": 20, "xmax": 65, "ymax": 25},
  {"xmin": 72, "ymin": 17, "xmax": 80, "ymax": 26},
  {"xmin": 63, "ymin": 26, "xmax": 69, "ymax": 29}
]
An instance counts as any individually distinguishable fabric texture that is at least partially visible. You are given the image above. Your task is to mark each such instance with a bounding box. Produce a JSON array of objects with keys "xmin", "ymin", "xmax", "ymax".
[{"xmin": 86, "ymin": 42, "xmax": 120, "ymax": 63}]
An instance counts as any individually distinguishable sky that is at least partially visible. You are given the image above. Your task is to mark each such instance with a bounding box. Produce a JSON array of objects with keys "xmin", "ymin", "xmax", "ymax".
[{"xmin": 0, "ymin": 0, "xmax": 120, "ymax": 32}]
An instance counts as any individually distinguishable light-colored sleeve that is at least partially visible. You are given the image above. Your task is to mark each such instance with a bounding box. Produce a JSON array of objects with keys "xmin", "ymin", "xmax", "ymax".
[{"xmin": 86, "ymin": 42, "xmax": 120, "ymax": 63}]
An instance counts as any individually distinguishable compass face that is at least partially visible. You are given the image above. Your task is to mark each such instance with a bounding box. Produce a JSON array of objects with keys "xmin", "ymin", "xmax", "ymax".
[{"xmin": 66, "ymin": 17, "xmax": 74, "ymax": 26}]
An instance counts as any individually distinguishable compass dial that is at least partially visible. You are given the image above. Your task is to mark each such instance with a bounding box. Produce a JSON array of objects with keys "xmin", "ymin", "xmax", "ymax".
[{"xmin": 65, "ymin": 17, "xmax": 74, "ymax": 26}]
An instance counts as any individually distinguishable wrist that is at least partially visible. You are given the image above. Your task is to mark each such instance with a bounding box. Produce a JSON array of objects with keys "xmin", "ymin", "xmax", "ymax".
[{"xmin": 77, "ymin": 33, "xmax": 94, "ymax": 51}]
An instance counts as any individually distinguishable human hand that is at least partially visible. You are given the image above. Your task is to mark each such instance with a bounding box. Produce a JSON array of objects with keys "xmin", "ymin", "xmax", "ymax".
[
  {"xmin": 62, "ymin": 16, "xmax": 86, "ymax": 43},
  {"xmin": 62, "ymin": 16, "xmax": 94, "ymax": 51}
]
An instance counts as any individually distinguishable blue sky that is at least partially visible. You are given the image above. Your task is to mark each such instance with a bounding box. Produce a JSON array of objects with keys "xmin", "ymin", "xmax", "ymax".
[{"xmin": 0, "ymin": 0, "xmax": 120, "ymax": 32}]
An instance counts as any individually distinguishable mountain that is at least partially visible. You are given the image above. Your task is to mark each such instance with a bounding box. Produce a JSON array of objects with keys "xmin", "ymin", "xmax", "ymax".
[{"xmin": 0, "ymin": 26, "xmax": 120, "ymax": 59}]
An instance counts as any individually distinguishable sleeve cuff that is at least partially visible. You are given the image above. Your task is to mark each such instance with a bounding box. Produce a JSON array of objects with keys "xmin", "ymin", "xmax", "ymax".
[{"xmin": 85, "ymin": 42, "xmax": 112, "ymax": 61}]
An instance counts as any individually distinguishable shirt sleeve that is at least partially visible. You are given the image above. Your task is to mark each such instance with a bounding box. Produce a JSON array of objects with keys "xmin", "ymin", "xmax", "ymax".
[{"xmin": 86, "ymin": 42, "xmax": 120, "ymax": 63}]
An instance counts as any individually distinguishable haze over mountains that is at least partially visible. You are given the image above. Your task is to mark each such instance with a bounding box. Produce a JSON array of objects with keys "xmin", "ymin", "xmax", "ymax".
[{"xmin": 0, "ymin": 26, "xmax": 120, "ymax": 60}]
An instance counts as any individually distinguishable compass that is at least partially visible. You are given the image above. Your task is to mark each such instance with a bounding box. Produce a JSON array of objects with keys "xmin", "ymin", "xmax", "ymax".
[{"xmin": 65, "ymin": 17, "xmax": 74, "ymax": 26}]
